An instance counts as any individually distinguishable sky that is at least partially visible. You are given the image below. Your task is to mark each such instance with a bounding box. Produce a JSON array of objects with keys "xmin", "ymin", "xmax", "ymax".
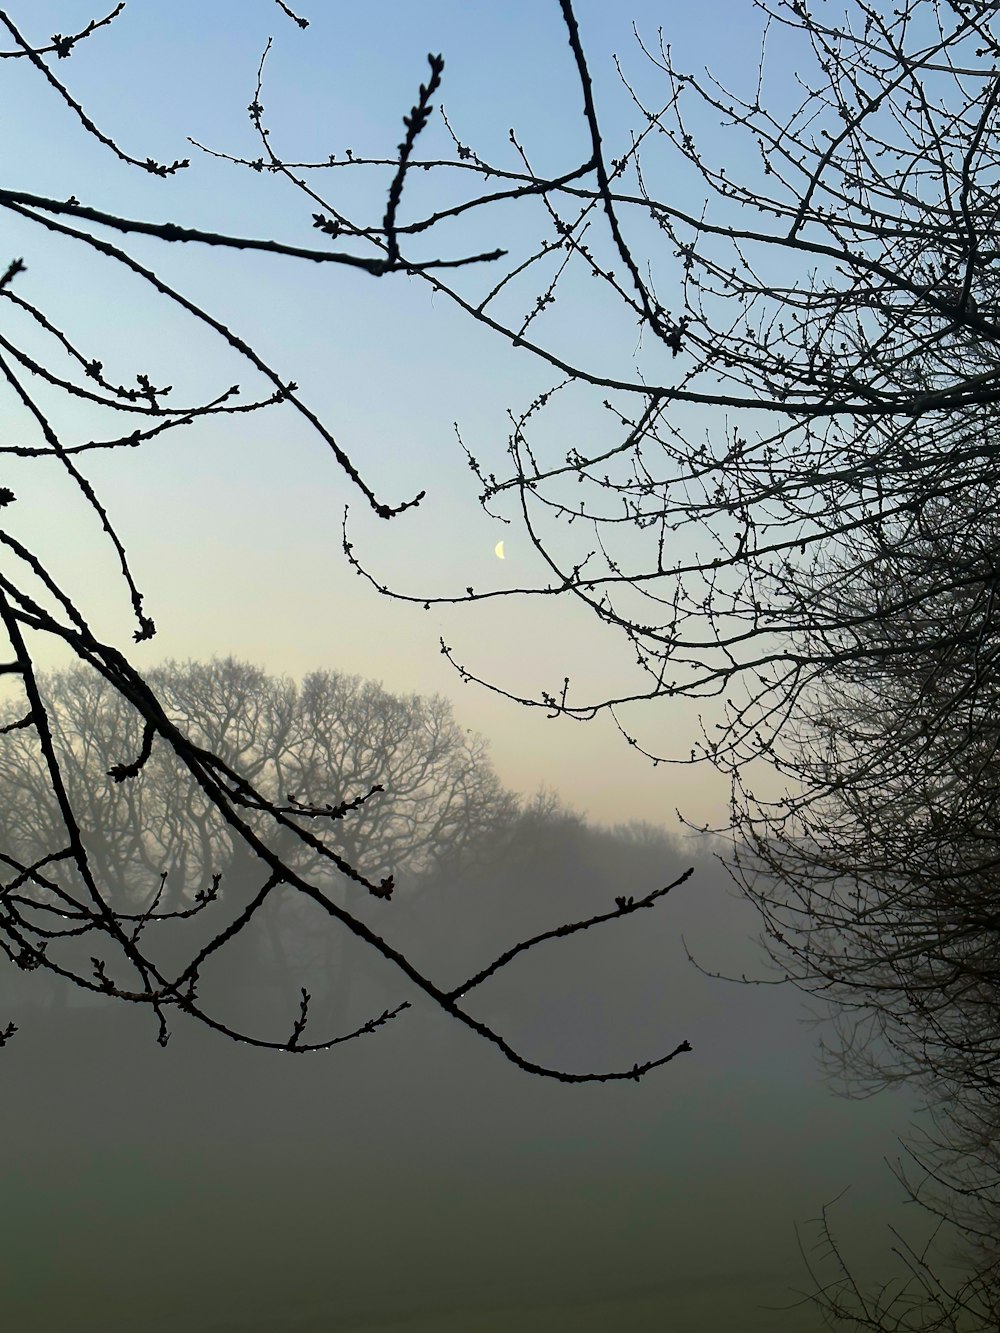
[
  {"xmin": 0, "ymin": 5, "xmax": 957, "ymax": 1331},
  {"xmin": 0, "ymin": 0, "xmax": 798, "ymax": 833}
]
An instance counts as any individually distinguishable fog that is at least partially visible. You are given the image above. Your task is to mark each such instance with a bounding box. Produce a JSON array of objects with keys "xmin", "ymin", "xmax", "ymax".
[{"xmin": 0, "ymin": 814, "xmax": 936, "ymax": 1332}]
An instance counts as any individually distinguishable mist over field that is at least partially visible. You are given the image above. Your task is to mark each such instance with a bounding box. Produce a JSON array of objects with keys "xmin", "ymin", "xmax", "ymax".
[{"xmin": 0, "ymin": 808, "xmax": 927, "ymax": 1333}]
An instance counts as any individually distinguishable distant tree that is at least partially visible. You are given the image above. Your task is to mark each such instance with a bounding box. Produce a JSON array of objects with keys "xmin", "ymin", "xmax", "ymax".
[
  {"xmin": 0, "ymin": 658, "xmax": 519, "ymax": 1023},
  {"xmin": 0, "ymin": 642, "xmax": 691, "ymax": 1075}
]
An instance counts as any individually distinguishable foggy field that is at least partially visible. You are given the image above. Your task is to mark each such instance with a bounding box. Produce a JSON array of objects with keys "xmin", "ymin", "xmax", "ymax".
[{"xmin": 0, "ymin": 847, "xmax": 925, "ymax": 1333}]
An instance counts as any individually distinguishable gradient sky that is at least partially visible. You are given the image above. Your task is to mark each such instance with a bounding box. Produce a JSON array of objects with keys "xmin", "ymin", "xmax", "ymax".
[
  {"xmin": 0, "ymin": 7, "xmax": 946, "ymax": 1330},
  {"xmin": 0, "ymin": 0, "xmax": 802, "ymax": 831}
]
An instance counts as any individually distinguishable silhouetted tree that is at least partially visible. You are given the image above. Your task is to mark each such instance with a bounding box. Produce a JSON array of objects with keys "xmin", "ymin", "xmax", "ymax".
[{"xmin": 720, "ymin": 482, "xmax": 1000, "ymax": 1326}]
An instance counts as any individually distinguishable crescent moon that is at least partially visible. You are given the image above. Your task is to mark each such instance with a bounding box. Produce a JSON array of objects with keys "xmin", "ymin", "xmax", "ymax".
[{"xmin": 494, "ymin": 540, "xmax": 505, "ymax": 560}]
